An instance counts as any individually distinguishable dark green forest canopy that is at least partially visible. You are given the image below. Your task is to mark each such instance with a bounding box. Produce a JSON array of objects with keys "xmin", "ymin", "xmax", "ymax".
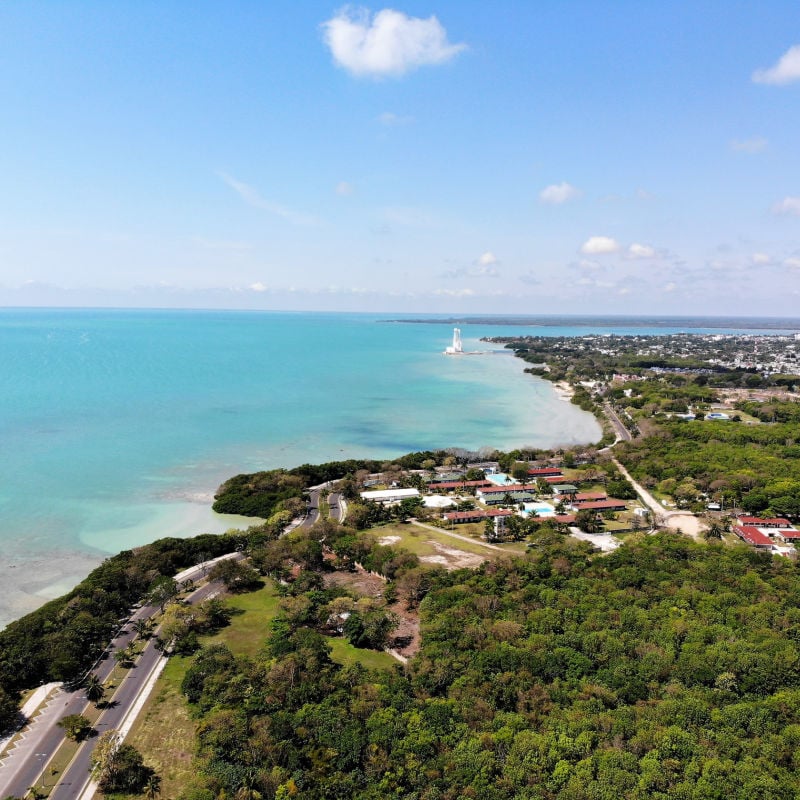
[
  {"xmin": 179, "ymin": 534, "xmax": 800, "ymax": 800},
  {"xmin": 212, "ymin": 452, "xmax": 447, "ymax": 518}
]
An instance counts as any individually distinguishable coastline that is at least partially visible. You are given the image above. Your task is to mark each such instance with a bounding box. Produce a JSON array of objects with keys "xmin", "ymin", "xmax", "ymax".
[
  {"xmin": 551, "ymin": 380, "xmax": 575, "ymax": 401},
  {"xmin": 0, "ymin": 313, "xmax": 607, "ymax": 631}
]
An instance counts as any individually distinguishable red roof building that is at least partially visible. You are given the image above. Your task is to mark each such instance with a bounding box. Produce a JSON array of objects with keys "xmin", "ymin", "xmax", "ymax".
[
  {"xmin": 527, "ymin": 467, "xmax": 564, "ymax": 477},
  {"xmin": 733, "ymin": 525, "xmax": 774, "ymax": 548},
  {"xmin": 571, "ymin": 499, "xmax": 628, "ymax": 511},
  {"xmin": 736, "ymin": 516, "xmax": 792, "ymax": 528},
  {"xmin": 428, "ymin": 480, "xmax": 493, "ymax": 490},
  {"xmin": 478, "ymin": 484, "xmax": 540, "ymax": 495},
  {"xmin": 573, "ymin": 492, "xmax": 607, "ymax": 501}
]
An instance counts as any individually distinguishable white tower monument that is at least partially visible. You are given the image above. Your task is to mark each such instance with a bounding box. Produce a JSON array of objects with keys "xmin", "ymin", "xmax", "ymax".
[{"xmin": 445, "ymin": 327, "xmax": 463, "ymax": 355}]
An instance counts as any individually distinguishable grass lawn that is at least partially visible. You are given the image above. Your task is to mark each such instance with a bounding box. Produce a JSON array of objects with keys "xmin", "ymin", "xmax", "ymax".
[
  {"xmin": 326, "ymin": 637, "xmax": 399, "ymax": 671},
  {"xmin": 108, "ymin": 583, "xmax": 283, "ymax": 798},
  {"xmin": 121, "ymin": 655, "xmax": 198, "ymax": 799},
  {"xmin": 201, "ymin": 581, "xmax": 282, "ymax": 658}
]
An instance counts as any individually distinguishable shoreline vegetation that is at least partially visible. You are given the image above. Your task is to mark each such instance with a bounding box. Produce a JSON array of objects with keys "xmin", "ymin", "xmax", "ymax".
[{"xmin": 7, "ymin": 327, "xmax": 800, "ymax": 796}]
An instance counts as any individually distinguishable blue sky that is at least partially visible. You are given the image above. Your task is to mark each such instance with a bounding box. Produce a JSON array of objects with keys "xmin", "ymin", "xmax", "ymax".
[{"xmin": 1, "ymin": 2, "xmax": 799, "ymax": 315}]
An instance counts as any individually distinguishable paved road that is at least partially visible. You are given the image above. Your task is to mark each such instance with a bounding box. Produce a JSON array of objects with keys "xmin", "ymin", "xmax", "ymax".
[
  {"xmin": 0, "ymin": 600, "xmax": 157, "ymax": 798},
  {"xmin": 47, "ymin": 580, "xmax": 222, "ymax": 800},
  {"xmin": 327, "ymin": 492, "xmax": 343, "ymax": 523},
  {"xmin": 302, "ymin": 487, "xmax": 321, "ymax": 528},
  {"xmin": 603, "ymin": 402, "xmax": 633, "ymax": 442},
  {"xmin": 0, "ymin": 558, "xmax": 236, "ymax": 800}
]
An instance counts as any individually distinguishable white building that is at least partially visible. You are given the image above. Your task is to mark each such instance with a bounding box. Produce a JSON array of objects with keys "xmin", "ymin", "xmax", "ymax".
[{"xmin": 359, "ymin": 488, "xmax": 420, "ymax": 504}]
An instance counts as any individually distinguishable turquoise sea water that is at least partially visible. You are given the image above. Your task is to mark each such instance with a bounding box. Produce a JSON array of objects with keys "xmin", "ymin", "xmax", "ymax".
[{"xmin": 0, "ymin": 309, "xmax": 795, "ymax": 627}]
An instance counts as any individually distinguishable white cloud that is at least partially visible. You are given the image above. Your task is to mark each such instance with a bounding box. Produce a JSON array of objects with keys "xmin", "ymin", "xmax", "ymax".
[
  {"xmin": 730, "ymin": 136, "xmax": 767, "ymax": 153},
  {"xmin": 580, "ymin": 236, "xmax": 620, "ymax": 255},
  {"xmin": 752, "ymin": 44, "xmax": 800, "ymax": 85},
  {"xmin": 250, "ymin": 282, "xmax": 269, "ymax": 292},
  {"xmin": 336, "ymin": 181, "xmax": 355, "ymax": 196},
  {"xmin": 218, "ymin": 172, "xmax": 318, "ymax": 225},
  {"xmin": 751, "ymin": 252, "xmax": 771, "ymax": 265},
  {"xmin": 433, "ymin": 288, "xmax": 476, "ymax": 297},
  {"xmin": 378, "ymin": 111, "xmax": 413, "ymax": 126},
  {"xmin": 772, "ymin": 196, "xmax": 800, "ymax": 216},
  {"xmin": 539, "ymin": 182, "xmax": 581, "ymax": 205},
  {"xmin": 664, "ymin": 282, "xmax": 677, "ymax": 292},
  {"xmin": 441, "ymin": 252, "xmax": 500, "ymax": 279},
  {"xmin": 627, "ymin": 243, "xmax": 656, "ymax": 259},
  {"xmin": 321, "ymin": 8, "xmax": 467, "ymax": 78},
  {"xmin": 784, "ymin": 257, "xmax": 800, "ymax": 269}
]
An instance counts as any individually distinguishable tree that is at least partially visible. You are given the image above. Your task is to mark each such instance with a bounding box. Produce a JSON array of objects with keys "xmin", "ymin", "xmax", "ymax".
[
  {"xmin": 209, "ymin": 558, "xmax": 262, "ymax": 592},
  {"xmin": 511, "ymin": 464, "xmax": 530, "ymax": 482},
  {"xmin": 57, "ymin": 713, "xmax": 92, "ymax": 741},
  {"xmin": 147, "ymin": 576, "xmax": 179, "ymax": 611},
  {"xmin": 0, "ymin": 686, "xmax": 18, "ymax": 734},
  {"xmin": 144, "ymin": 773, "xmax": 162, "ymax": 799},
  {"xmin": 90, "ymin": 730, "xmax": 155, "ymax": 793},
  {"xmin": 84, "ymin": 673, "xmax": 105, "ymax": 707},
  {"xmin": 132, "ymin": 618, "xmax": 152, "ymax": 639},
  {"xmin": 575, "ymin": 509, "xmax": 602, "ymax": 533}
]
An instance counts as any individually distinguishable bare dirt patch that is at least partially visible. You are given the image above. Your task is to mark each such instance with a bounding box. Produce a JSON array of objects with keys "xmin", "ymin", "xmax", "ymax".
[
  {"xmin": 378, "ymin": 535, "xmax": 402, "ymax": 545},
  {"xmin": 420, "ymin": 540, "xmax": 486, "ymax": 570},
  {"xmin": 324, "ymin": 566, "xmax": 386, "ymax": 597},
  {"xmin": 323, "ymin": 565, "xmax": 422, "ymax": 660}
]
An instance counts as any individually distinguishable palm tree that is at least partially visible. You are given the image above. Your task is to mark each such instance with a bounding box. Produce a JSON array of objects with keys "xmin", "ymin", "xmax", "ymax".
[
  {"xmin": 144, "ymin": 773, "xmax": 161, "ymax": 799},
  {"xmin": 84, "ymin": 673, "xmax": 105, "ymax": 707},
  {"xmin": 132, "ymin": 619, "xmax": 151, "ymax": 639}
]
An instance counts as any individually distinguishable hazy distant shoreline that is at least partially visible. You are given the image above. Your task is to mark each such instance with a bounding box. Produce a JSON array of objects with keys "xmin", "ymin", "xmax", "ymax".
[{"xmin": 385, "ymin": 315, "xmax": 800, "ymax": 330}]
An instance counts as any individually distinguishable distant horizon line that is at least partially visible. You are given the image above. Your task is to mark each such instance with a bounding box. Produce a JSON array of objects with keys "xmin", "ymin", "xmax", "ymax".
[{"xmin": 2, "ymin": 305, "xmax": 800, "ymax": 326}]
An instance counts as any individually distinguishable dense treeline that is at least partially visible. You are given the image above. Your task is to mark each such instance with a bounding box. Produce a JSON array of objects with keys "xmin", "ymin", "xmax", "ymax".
[
  {"xmin": 213, "ymin": 452, "xmax": 450, "ymax": 518},
  {"xmin": 175, "ymin": 533, "xmax": 800, "ymax": 799},
  {"xmin": 617, "ymin": 418, "xmax": 800, "ymax": 516},
  {"xmin": 0, "ymin": 533, "xmax": 241, "ymax": 731}
]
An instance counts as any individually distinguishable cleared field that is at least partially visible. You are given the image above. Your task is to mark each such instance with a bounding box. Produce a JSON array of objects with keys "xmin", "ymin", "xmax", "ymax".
[
  {"xmin": 377, "ymin": 522, "xmax": 494, "ymax": 557},
  {"xmin": 326, "ymin": 637, "xmax": 399, "ymax": 671}
]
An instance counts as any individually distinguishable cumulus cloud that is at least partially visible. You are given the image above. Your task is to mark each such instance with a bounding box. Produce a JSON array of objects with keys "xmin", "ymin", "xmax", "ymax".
[
  {"xmin": 580, "ymin": 236, "xmax": 620, "ymax": 255},
  {"xmin": 663, "ymin": 282, "xmax": 677, "ymax": 292},
  {"xmin": 335, "ymin": 181, "xmax": 355, "ymax": 196},
  {"xmin": 784, "ymin": 257, "xmax": 800, "ymax": 270},
  {"xmin": 539, "ymin": 182, "xmax": 581, "ymax": 205},
  {"xmin": 772, "ymin": 196, "xmax": 800, "ymax": 216},
  {"xmin": 378, "ymin": 111, "xmax": 413, "ymax": 126},
  {"xmin": 321, "ymin": 8, "xmax": 467, "ymax": 78},
  {"xmin": 751, "ymin": 252, "xmax": 771, "ymax": 265},
  {"xmin": 627, "ymin": 243, "xmax": 656, "ymax": 259},
  {"xmin": 730, "ymin": 136, "xmax": 767, "ymax": 153},
  {"xmin": 752, "ymin": 44, "xmax": 800, "ymax": 85},
  {"xmin": 250, "ymin": 282, "xmax": 269, "ymax": 292}
]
